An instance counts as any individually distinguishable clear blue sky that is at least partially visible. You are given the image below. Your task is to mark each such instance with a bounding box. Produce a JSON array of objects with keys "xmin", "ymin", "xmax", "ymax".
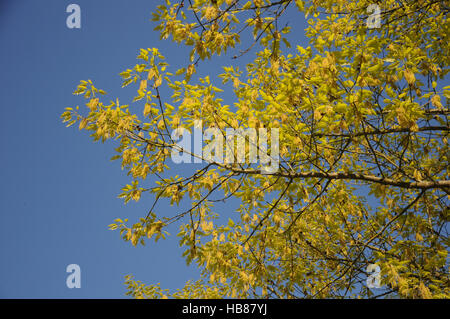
[
  {"xmin": 0, "ymin": 0, "xmax": 308, "ymax": 298},
  {"xmin": 0, "ymin": 0, "xmax": 203, "ymax": 298}
]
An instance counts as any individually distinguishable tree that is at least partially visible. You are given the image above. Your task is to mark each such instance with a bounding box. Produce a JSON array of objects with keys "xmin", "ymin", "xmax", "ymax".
[{"xmin": 61, "ymin": 0, "xmax": 449, "ymax": 298}]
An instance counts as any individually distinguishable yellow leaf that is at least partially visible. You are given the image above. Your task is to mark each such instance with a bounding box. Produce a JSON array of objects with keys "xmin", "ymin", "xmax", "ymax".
[
  {"xmin": 157, "ymin": 119, "xmax": 165, "ymax": 130},
  {"xmin": 148, "ymin": 69, "xmax": 155, "ymax": 81},
  {"xmin": 419, "ymin": 282, "xmax": 432, "ymax": 299},
  {"xmin": 139, "ymin": 80, "xmax": 147, "ymax": 91},
  {"xmin": 144, "ymin": 103, "xmax": 152, "ymax": 117},
  {"xmin": 87, "ymin": 98, "xmax": 99, "ymax": 110},
  {"xmin": 431, "ymin": 94, "xmax": 442, "ymax": 108},
  {"xmin": 404, "ymin": 69, "xmax": 415, "ymax": 85},
  {"xmin": 79, "ymin": 118, "xmax": 88, "ymax": 130},
  {"xmin": 415, "ymin": 232, "xmax": 423, "ymax": 242},
  {"xmin": 154, "ymin": 76, "xmax": 162, "ymax": 88},
  {"xmin": 186, "ymin": 64, "xmax": 196, "ymax": 82}
]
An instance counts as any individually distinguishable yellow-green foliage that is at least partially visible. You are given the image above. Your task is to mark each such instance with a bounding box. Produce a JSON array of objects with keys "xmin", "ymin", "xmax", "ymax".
[{"xmin": 62, "ymin": 0, "xmax": 449, "ymax": 298}]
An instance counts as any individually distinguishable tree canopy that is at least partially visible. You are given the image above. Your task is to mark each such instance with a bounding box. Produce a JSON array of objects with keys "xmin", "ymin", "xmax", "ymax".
[{"xmin": 62, "ymin": 0, "xmax": 449, "ymax": 298}]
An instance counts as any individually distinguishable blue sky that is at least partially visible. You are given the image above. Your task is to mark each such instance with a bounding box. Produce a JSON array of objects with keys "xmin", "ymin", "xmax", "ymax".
[
  {"xmin": 0, "ymin": 0, "xmax": 308, "ymax": 298},
  {"xmin": 0, "ymin": 0, "xmax": 202, "ymax": 298}
]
